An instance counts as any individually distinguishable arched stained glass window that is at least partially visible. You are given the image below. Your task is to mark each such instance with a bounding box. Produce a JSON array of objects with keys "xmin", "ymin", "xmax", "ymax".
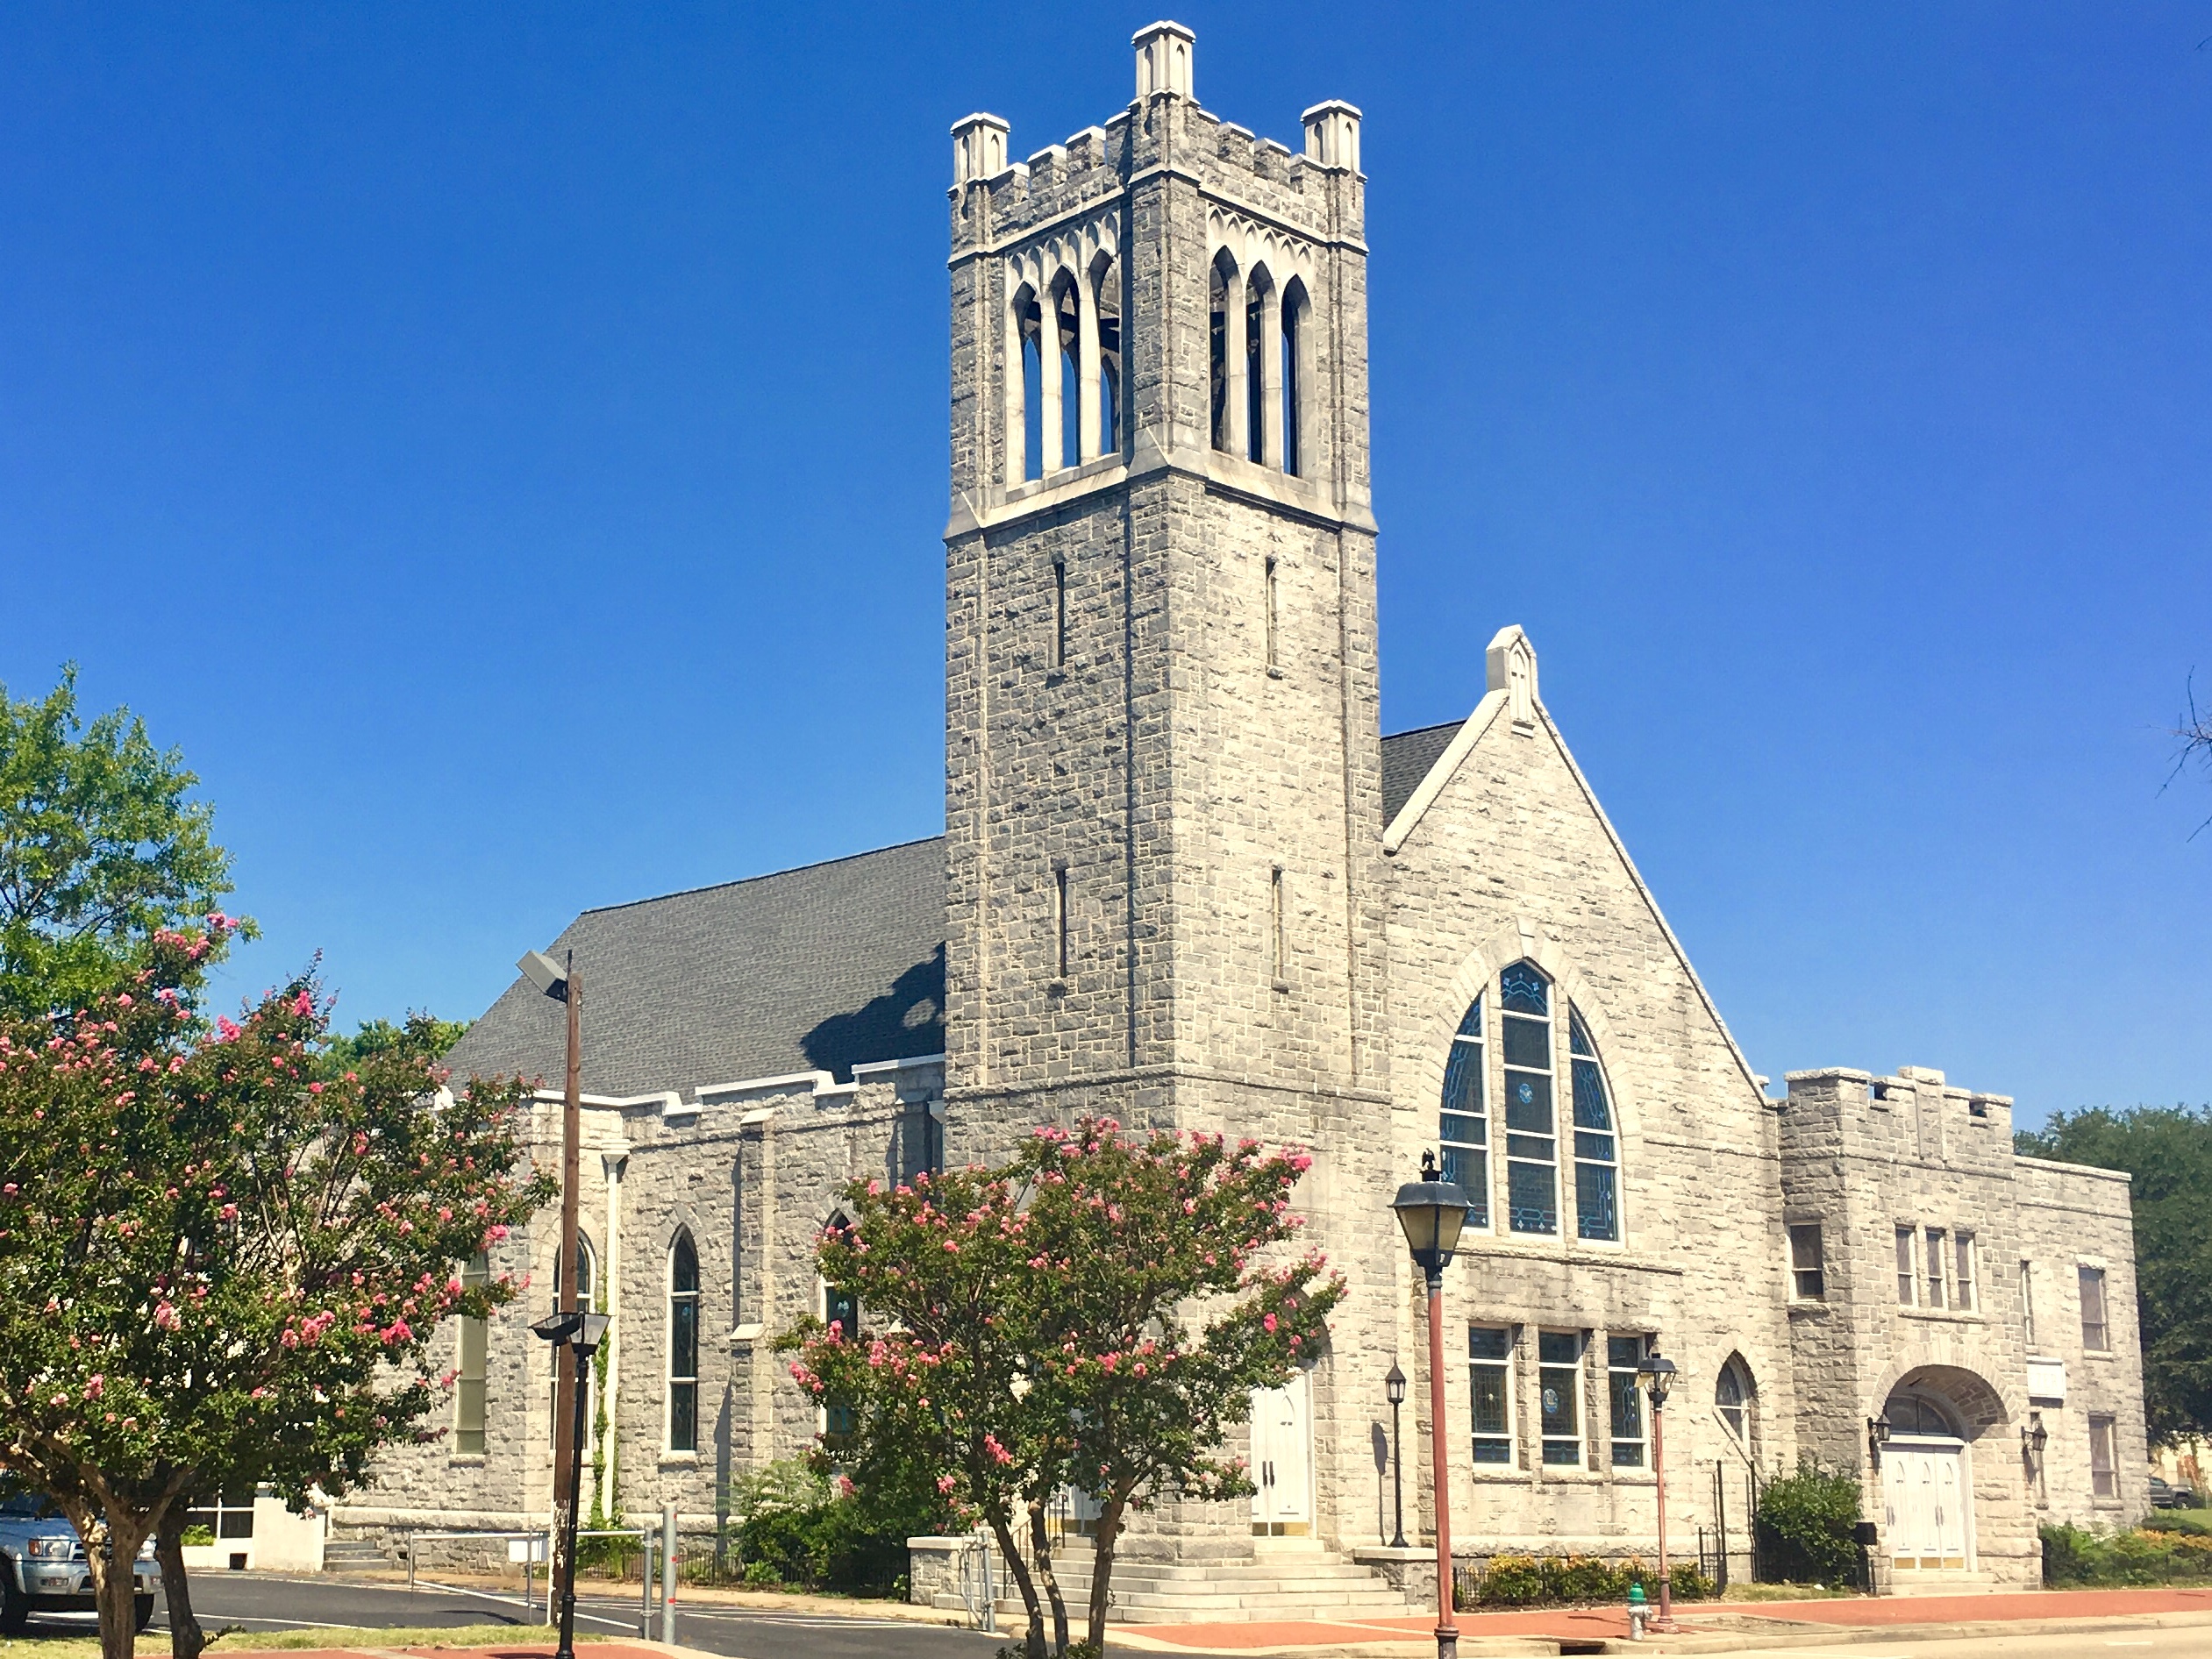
[
  {"xmin": 1568, "ymin": 1008, "xmax": 1619, "ymax": 1242},
  {"xmin": 668, "ymin": 1231, "xmax": 699, "ymax": 1454},
  {"xmin": 1438, "ymin": 997, "xmax": 1488, "ymax": 1228},
  {"xmin": 1500, "ymin": 963, "xmax": 1557, "ymax": 1235}
]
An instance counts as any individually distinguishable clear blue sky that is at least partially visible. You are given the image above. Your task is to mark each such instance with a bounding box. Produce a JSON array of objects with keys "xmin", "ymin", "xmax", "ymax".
[{"xmin": 3, "ymin": 5, "xmax": 2207, "ymax": 1123}]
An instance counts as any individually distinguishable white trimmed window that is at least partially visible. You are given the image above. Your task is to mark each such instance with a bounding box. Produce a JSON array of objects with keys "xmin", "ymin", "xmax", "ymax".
[
  {"xmin": 1607, "ymin": 1336, "xmax": 1647, "ymax": 1468},
  {"xmin": 454, "ymin": 1251, "xmax": 489, "ymax": 1455},
  {"xmin": 1469, "ymin": 1325, "xmax": 1513, "ymax": 1465},
  {"xmin": 667, "ymin": 1231, "xmax": 700, "ymax": 1453},
  {"xmin": 2089, "ymin": 1413, "xmax": 2118, "ymax": 1498},
  {"xmin": 2080, "ymin": 1265, "xmax": 2110, "ymax": 1352},
  {"xmin": 1895, "ymin": 1226, "xmax": 1917, "ymax": 1306},
  {"xmin": 1537, "ymin": 1330, "xmax": 1584, "ymax": 1467},
  {"xmin": 1954, "ymin": 1232, "xmax": 1976, "ymax": 1312},
  {"xmin": 1925, "ymin": 1228, "xmax": 1949, "ymax": 1309},
  {"xmin": 1789, "ymin": 1224, "xmax": 1826, "ymax": 1301}
]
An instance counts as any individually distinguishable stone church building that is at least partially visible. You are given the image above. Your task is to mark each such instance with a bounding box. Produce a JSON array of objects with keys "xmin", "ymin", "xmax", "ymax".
[{"xmin": 344, "ymin": 25, "xmax": 2146, "ymax": 1613}]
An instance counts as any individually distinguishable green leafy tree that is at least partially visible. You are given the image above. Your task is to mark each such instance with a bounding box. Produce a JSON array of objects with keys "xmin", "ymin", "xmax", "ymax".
[
  {"xmin": 315, "ymin": 1014, "xmax": 472, "ymax": 1081},
  {"xmin": 788, "ymin": 1121, "xmax": 1342, "ymax": 1659},
  {"xmin": 0, "ymin": 669, "xmax": 239, "ymax": 1016},
  {"xmin": 2018, "ymin": 1106, "xmax": 2212, "ymax": 1444},
  {"xmin": 0, "ymin": 923, "xmax": 553, "ymax": 1659}
]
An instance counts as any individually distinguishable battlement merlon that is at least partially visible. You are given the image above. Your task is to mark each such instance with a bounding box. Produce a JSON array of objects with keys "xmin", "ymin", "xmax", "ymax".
[{"xmin": 948, "ymin": 25, "xmax": 1365, "ymax": 254}]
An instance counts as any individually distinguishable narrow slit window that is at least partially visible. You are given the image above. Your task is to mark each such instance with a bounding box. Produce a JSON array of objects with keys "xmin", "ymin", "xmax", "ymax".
[
  {"xmin": 1264, "ymin": 557, "xmax": 1280, "ymax": 672},
  {"xmin": 1925, "ymin": 1227, "xmax": 1948, "ymax": 1309},
  {"xmin": 1607, "ymin": 1335, "xmax": 1646, "ymax": 1468},
  {"xmin": 1269, "ymin": 866, "xmax": 1286, "ymax": 981},
  {"xmin": 1054, "ymin": 866, "xmax": 1070, "ymax": 980},
  {"xmin": 1895, "ymin": 1226, "xmax": 1917, "ymax": 1306},
  {"xmin": 1500, "ymin": 962, "xmax": 1557, "ymax": 1235},
  {"xmin": 1438, "ymin": 998, "xmax": 1488, "ymax": 1229},
  {"xmin": 1954, "ymin": 1232, "xmax": 1976, "ymax": 1312},
  {"xmin": 1020, "ymin": 294, "xmax": 1045, "ymax": 482},
  {"xmin": 2021, "ymin": 1260, "xmax": 2036, "ymax": 1349},
  {"xmin": 1052, "ymin": 561, "xmax": 1067, "ymax": 671},
  {"xmin": 1469, "ymin": 1325, "xmax": 1514, "ymax": 1464},
  {"xmin": 1281, "ymin": 281, "xmax": 1302, "ymax": 477}
]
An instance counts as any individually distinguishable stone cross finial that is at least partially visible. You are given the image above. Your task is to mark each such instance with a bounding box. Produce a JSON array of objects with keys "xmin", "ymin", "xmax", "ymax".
[{"xmin": 1133, "ymin": 20, "xmax": 1195, "ymax": 102}]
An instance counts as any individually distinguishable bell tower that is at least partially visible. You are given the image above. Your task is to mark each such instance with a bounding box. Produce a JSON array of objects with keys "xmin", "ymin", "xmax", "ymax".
[
  {"xmin": 941, "ymin": 16, "xmax": 1394, "ymax": 1563},
  {"xmin": 943, "ymin": 22, "xmax": 1386, "ymax": 1127}
]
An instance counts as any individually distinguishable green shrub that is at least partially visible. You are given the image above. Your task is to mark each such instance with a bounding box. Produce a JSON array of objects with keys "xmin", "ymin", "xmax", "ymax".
[
  {"xmin": 179, "ymin": 1524, "xmax": 215, "ymax": 1546},
  {"xmin": 2144, "ymin": 1508, "xmax": 2212, "ymax": 1537},
  {"xmin": 1457, "ymin": 1551, "xmax": 1716, "ymax": 1609},
  {"xmin": 2042, "ymin": 1522, "xmax": 2212, "ymax": 1586},
  {"xmin": 724, "ymin": 1459, "xmax": 947, "ymax": 1595},
  {"xmin": 1756, "ymin": 1458, "xmax": 1864, "ymax": 1585}
]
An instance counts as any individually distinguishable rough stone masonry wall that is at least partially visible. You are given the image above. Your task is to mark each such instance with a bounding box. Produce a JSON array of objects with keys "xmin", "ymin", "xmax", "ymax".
[
  {"xmin": 1780, "ymin": 1067, "xmax": 2040, "ymax": 1586},
  {"xmin": 2015, "ymin": 1152, "xmax": 2146, "ymax": 1529},
  {"xmin": 1381, "ymin": 687, "xmax": 1797, "ymax": 1558}
]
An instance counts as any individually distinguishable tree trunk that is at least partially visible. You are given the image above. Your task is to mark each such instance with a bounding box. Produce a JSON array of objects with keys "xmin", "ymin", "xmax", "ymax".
[
  {"xmin": 1084, "ymin": 1497, "xmax": 1127, "ymax": 1656},
  {"xmin": 1026, "ymin": 1501, "xmax": 1068, "ymax": 1655},
  {"xmin": 987, "ymin": 1513, "xmax": 1046, "ymax": 1659},
  {"xmin": 156, "ymin": 1507, "xmax": 203, "ymax": 1659},
  {"xmin": 83, "ymin": 1514, "xmax": 143, "ymax": 1659}
]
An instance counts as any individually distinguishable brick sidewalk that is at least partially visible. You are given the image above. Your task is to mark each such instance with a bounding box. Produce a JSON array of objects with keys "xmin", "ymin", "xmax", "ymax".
[{"xmin": 1108, "ymin": 1583, "xmax": 2212, "ymax": 1651}]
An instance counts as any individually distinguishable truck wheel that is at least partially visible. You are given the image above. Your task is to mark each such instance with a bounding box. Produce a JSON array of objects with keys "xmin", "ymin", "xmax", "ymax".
[
  {"xmin": 135, "ymin": 1593, "xmax": 157, "ymax": 1632},
  {"xmin": 0, "ymin": 1570, "xmax": 27, "ymax": 1635}
]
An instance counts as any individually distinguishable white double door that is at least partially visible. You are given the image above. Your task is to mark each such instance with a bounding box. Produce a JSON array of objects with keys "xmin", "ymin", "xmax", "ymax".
[
  {"xmin": 1250, "ymin": 1371, "xmax": 1314, "ymax": 1534},
  {"xmin": 1882, "ymin": 1439, "xmax": 1969, "ymax": 1568}
]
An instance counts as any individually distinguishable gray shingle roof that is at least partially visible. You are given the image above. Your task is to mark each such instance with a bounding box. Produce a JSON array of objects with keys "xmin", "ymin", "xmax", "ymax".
[
  {"xmin": 1381, "ymin": 720, "xmax": 1464, "ymax": 823},
  {"xmin": 444, "ymin": 727, "xmax": 1462, "ymax": 1101},
  {"xmin": 442, "ymin": 837, "xmax": 946, "ymax": 1101}
]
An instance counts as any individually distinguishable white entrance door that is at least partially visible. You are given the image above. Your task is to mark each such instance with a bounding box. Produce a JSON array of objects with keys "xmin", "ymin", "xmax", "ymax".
[
  {"xmin": 1881, "ymin": 1441, "xmax": 1968, "ymax": 1568},
  {"xmin": 1250, "ymin": 1372, "xmax": 1313, "ymax": 1534}
]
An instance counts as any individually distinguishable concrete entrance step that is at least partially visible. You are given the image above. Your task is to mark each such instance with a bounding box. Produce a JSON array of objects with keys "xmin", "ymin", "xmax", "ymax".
[
  {"xmin": 1887, "ymin": 1567, "xmax": 2001, "ymax": 1596},
  {"xmin": 322, "ymin": 1537, "xmax": 388, "ymax": 1570}
]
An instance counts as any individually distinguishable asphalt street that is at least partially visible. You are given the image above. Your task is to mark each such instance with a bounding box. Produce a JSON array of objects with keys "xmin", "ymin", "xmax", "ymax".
[
  {"xmin": 6, "ymin": 1571, "xmax": 1025, "ymax": 1659},
  {"xmin": 1709, "ymin": 1633, "xmax": 2212, "ymax": 1658}
]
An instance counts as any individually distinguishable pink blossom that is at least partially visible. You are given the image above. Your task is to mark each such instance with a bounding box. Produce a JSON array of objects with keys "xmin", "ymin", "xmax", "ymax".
[
  {"xmin": 937, "ymin": 1475, "xmax": 957, "ymax": 1495},
  {"xmin": 153, "ymin": 1301, "xmax": 180, "ymax": 1331}
]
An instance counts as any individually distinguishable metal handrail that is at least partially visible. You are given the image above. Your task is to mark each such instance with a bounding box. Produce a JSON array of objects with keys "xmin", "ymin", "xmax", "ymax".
[{"xmin": 396, "ymin": 1523, "xmax": 658, "ymax": 1634}]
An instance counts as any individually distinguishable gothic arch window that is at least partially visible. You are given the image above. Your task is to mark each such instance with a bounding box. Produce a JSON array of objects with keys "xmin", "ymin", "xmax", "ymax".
[
  {"xmin": 667, "ymin": 1229, "xmax": 700, "ymax": 1454},
  {"xmin": 1209, "ymin": 249, "xmax": 1244, "ymax": 455},
  {"xmin": 1499, "ymin": 962, "xmax": 1559, "ymax": 1235},
  {"xmin": 1010, "ymin": 281, "xmax": 1043, "ymax": 483},
  {"xmin": 1047, "ymin": 267, "xmax": 1080, "ymax": 473},
  {"xmin": 1244, "ymin": 262, "xmax": 1277, "ymax": 465},
  {"xmin": 1438, "ymin": 996, "xmax": 1488, "ymax": 1229},
  {"xmin": 820, "ymin": 1215, "xmax": 860, "ymax": 1450},
  {"xmin": 1088, "ymin": 250, "xmax": 1122, "ymax": 454},
  {"xmin": 1281, "ymin": 275, "xmax": 1311, "ymax": 477},
  {"xmin": 1568, "ymin": 1008, "xmax": 1620, "ymax": 1242},
  {"xmin": 1716, "ymin": 1356, "xmax": 1756, "ymax": 1444},
  {"xmin": 548, "ymin": 1235, "xmax": 598, "ymax": 1451}
]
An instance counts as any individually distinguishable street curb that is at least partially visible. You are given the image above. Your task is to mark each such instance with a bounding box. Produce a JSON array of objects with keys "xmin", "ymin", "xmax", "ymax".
[{"xmin": 1100, "ymin": 1605, "xmax": 2212, "ymax": 1656}]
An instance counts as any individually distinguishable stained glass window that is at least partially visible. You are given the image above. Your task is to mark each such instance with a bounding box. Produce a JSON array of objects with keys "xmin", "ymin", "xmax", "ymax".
[
  {"xmin": 1438, "ymin": 997, "xmax": 1488, "ymax": 1228},
  {"xmin": 1568, "ymin": 1008, "xmax": 1618, "ymax": 1242},
  {"xmin": 668, "ymin": 1231, "xmax": 700, "ymax": 1453},
  {"xmin": 1538, "ymin": 1330, "xmax": 1582, "ymax": 1465},
  {"xmin": 1502, "ymin": 964, "xmax": 1557, "ymax": 1234},
  {"xmin": 1608, "ymin": 1335, "xmax": 1646, "ymax": 1467},
  {"xmin": 1469, "ymin": 1325, "xmax": 1513, "ymax": 1464}
]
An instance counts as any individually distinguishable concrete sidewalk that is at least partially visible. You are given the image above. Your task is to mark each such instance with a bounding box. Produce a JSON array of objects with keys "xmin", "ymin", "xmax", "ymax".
[{"xmin": 1102, "ymin": 1584, "xmax": 2212, "ymax": 1654}]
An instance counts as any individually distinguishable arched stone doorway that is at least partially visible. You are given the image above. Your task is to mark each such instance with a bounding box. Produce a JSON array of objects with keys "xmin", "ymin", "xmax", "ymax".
[{"xmin": 1878, "ymin": 1366, "xmax": 2008, "ymax": 1576}]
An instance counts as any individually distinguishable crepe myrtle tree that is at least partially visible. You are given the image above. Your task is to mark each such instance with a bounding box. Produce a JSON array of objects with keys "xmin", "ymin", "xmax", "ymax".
[
  {"xmin": 0, "ymin": 923, "xmax": 553, "ymax": 1659},
  {"xmin": 788, "ymin": 1120, "xmax": 1341, "ymax": 1659}
]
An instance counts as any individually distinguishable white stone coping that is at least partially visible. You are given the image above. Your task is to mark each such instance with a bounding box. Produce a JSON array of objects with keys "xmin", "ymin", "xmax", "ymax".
[{"xmin": 2015, "ymin": 1153, "xmax": 2134, "ymax": 1186}]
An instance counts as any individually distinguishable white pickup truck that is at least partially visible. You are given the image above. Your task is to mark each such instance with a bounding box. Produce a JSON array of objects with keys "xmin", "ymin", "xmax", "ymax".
[{"xmin": 0, "ymin": 1492, "xmax": 159, "ymax": 1633}]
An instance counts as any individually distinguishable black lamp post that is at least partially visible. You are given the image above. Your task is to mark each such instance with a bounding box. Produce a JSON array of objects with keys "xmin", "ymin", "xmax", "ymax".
[
  {"xmin": 532, "ymin": 1308, "xmax": 612, "ymax": 1659},
  {"xmin": 1385, "ymin": 1361, "xmax": 1409, "ymax": 1549},
  {"xmin": 1393, "ymin": 1150, "xmax": 1469, "ymax": 1659},
  {"xmin": 517, "ymin": 948, "xmax": 584, "ymax": 1655},
  {"xmin": 1637, "ymin": 1353, "xmax": 1680, "ymax": 1634}
]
